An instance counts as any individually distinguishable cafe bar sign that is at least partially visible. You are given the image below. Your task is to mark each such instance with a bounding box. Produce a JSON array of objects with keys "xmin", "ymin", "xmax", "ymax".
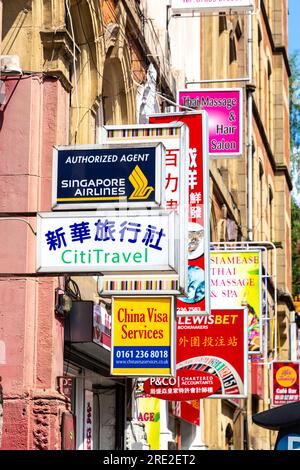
[
  {"xmin": 171, "ymin": 0, "xmax": 254, "ymax": 13},
  {"xmin": 52, "ymin": 143, "xmax": 165, "ymax": 210},
  {"xmin": 36, "ymin": 210, "xmax": 179, "ymax": 274}
]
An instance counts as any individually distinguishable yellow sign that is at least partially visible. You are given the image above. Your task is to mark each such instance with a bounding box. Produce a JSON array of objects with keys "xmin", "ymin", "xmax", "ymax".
[
  {"xmin": 210, "ymin": 251, "xmax": 262, "ymax": 353},
  {"xmin": 111, "ymin": 296, "xmax": 175, "ymax": 376},
  {"xmin": 129, "ymin": 165, "xmax": 154, "ymax": 200},
  {"xmin": 137, "ymin": 397, "xmax": 160, "ymax": 450},
  {"xmin": 276, "ymin": 366, "xmax": 298, "ymax": 387}
]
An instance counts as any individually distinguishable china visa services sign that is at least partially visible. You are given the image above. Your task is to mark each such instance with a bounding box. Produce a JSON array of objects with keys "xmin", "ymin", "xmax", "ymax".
[{"xmin": 111, "ymin": 296, "xmax": 175, "ymax": 376}]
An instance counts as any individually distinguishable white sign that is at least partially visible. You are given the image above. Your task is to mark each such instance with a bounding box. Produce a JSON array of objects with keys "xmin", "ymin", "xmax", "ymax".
[
  {"xmin": 171, "ymin": 0, "xmax": 254, "ymax": 13},
  {"xmin": 84, "ymin": 390, "xmax": 93, "ymax": 450},
  {"xmin": 36, "ymin": 210, "xmax": 180, "ymax": 273}
]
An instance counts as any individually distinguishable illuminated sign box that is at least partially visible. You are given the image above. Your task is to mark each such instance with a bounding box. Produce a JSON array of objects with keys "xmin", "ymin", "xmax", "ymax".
[
  {"xmin": 52, "ymin": 143, "xmax": 165, "ymax": 210},
  {"xmin": 176, "ymin": 308, "xmax": 248, "ymax": 398},
  {"xmin": 171, "ymin": 0, "xmax": 254, "ymax": 13},
  {"xmin": 272, "ymin": 362, "xmax": 300, "ymax": 406},
  {"xmin": 210, "ymin": 250, "xmax": 263, "ymax": 354},
  {"xmin": 101, "ymin": 122, "xmax": 189, "ymax": 295},
  {"xmin": 36, "ymin": 210, "xmax": 180, "ymax": 274},
  {"xmin": 111, "ymin": 296, "xmax": 176, "ymax": 377}
]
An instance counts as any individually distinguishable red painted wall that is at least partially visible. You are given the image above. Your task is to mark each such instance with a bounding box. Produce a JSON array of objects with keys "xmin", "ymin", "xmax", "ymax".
[{"xmin": 0, "ymin": 75, "xmax": 69, "ymax": 449}]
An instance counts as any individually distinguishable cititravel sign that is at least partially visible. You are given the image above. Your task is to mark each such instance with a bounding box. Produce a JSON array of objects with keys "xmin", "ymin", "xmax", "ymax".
[
  {"xmin": 111, "ymin": 296, "xmax": 175, "ymax": 376},
  {"xmin": 36, "ymin": 210, "xmax": 179, "ymax": 273}
]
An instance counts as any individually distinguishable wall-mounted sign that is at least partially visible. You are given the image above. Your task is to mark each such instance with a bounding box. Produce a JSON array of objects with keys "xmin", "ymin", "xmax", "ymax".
[
  {"xmin": 149, "ymin": 112, "xmax": 210, "ymax": 315},
  {"xmin": 36, "ymin": 210, "xmax": 179, "ymax": 273},
  {"xmin": 176, "ymin": 309, "xmax": 248, "ymax": 398},
  {"xmin": 102, "ymin": 122, "xmax": 189, "ymax": 295},
  {"xmin": 210, "ymin": 250, "xmax": 262, "ymax": 353},
  {"xmin": 272, "ymin": 362, "xmax": 300, "ymax": 406},
  {"xmin": 171, "ymin": 0, "xmax": 254, "ymax": 13},
  {"xmin": 52, "ymin": 143, "xmax": 165, "ymax": 210},
  {"xmin": 178, "ymin": 89, "xmax": 243, "ymax": 157},
  {"xmin": 143, "ymin": 370, "xmax": 220, "ymax": 401},
  {"xmin": 111, "ymin": 296, "xmax": 175, "ymax": 376}
]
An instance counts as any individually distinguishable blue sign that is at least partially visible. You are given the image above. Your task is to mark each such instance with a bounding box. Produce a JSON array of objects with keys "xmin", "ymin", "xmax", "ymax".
[
  {"xmin": 276, "ymin": 434, "xmax": 300, "ymax": 450},
  {"xmin": 52, "ymin": 144, "xmax": 164, "ymax": 210}
]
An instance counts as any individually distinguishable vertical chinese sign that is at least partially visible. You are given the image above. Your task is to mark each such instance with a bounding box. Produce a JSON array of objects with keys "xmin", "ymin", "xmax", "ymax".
[
  {"xmin": 149, "ymin": 112, "xmax": 210, "ymax": 315},
  {"xmin": 210, "ymin": 250, "xmax": 262, "ymax": 353},
  {"xmin": 272, "ymin": 362, "xmax": 300, "ymax": 406},
  {"xmin": 178, "ymin": 89, "xmax": 243, "ymax": 157}
]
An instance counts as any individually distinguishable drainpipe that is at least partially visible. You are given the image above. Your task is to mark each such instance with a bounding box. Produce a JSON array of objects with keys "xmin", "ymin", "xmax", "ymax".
[{"xmin": 247, "ymin": 11, "xmax": 254, "ymax": 242}]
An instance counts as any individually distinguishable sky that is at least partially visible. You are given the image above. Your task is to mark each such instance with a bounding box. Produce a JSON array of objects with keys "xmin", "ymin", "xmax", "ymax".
[{"xmin": 288, "ymin": 0, "xmax": 300, "ymax": 60}]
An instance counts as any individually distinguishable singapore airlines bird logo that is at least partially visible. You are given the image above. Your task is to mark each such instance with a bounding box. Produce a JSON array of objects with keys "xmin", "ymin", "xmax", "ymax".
[{"xmin": 129, "ymin": 165, "xmax": 154, "ymax": 200}]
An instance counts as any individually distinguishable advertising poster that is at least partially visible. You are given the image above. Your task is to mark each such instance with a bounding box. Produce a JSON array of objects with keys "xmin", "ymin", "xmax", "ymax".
[
  {"xmin": 149, "ymin": 112, "xmax": 210, "ymax": 315},
  {"xmin": 111, "ymin": 296, "xmax": 175, "ymax": 376},
  {"xmin": 178, "ymin": 89, "xmax": 243, "ymax": 157},
  {"xmin": 272, "ymin": 362, "xmax": 300, "ymax": 406},
  {"xmin": 52, "ymin": 143, "xmax": 165, "ymax": 210},
  {"xmin": 135, "ymin": 386, "xmax": 160, "ymax": 450},
  {"xmin": 36, "ymin": 210, "xmax": 178, "ymax": 274},
  {"xmin": 176, "ymin": 309, "xmax": 248, "ymax": 398},
  {"xmin": 171, "ymin": 0, "xmax": 254, "ymax": 13},
  {"xmin": 210, "ymin": 250, "xmax": 262, "ymax": 353}
]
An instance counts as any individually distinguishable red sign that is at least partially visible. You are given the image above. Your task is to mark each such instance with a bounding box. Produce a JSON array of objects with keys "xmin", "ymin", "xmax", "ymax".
[
  {"xmin": 176, "ymin": 309, "xmax": 248, "ymax": 398},
  {"xmin": 149, "ymin": 112, "xmax": 209, "ymax": 314},
  {"xmin": 144, "ymin": 370, "xmax": 220, "ymax": 401},
  {"xmin": 272, "ymin": 361, "xmax": 300, "ymax": 406},
  {"xmin": 251, "ymin": 362, "xmax": 264, "ymax": 399},
  {"xmin": 170, "ymin": 400, "xmax": 201, "ymax": 426}
]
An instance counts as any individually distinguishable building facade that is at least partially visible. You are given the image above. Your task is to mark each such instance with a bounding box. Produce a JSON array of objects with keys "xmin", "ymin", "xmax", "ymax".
[{"xmin": 0, "ymin": 0, "xmax": 293, "ymax": 450}]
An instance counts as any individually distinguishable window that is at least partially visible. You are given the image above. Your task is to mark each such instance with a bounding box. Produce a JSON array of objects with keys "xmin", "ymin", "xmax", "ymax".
[
  {"xmin": 229, "ymin": 30, "xmax": 237, "ymax": 64},
  {"xmin": 219, "ymin": 12, "xmax": 227, "ymax": 35}
]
